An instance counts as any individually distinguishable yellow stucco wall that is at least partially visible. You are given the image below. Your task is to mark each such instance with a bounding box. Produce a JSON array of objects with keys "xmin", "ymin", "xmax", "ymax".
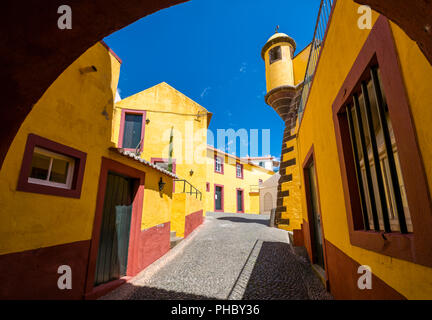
[
  {"xmin": 279, "ymin": 137, "xmax": 303, "ymax": 231},
  {"xmin": 296, "ymin": 0, "xmax": 432, "ymax": 299},
  {"xmin": 0, "ymin": 43, "xmax": 173, "ymax": 256},
  {"xmin": 264, "ymin": 43, "xmax": 295, "ymax": 91},
  {"xmin": 293, "ymin": 44, "xmax": 312, "ymax": 85},
  {"xmin": 204, "ymin": 148, "xmax": 275, "ymax": 214},
  {"xmin": 114, "ymin": 82, "xmax": 209, "ymax": 201},
  {"xmin": 171, "ymin": 193, "xmax": 203, "ymax": 237}
]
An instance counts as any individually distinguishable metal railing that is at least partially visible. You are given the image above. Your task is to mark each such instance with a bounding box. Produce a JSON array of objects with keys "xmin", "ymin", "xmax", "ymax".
[
  {"xmin": 174, "ymin": 179, "xmax": 202, "ymax": 201},
  {"xmin": 298, "ymin": 0, "xmax": 335, "ymax": 123}
]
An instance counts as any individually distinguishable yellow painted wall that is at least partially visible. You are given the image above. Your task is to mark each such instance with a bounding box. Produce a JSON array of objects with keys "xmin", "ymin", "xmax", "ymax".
[
  {"xmin": 293, "ymin": 44, "xmax": 312, "ymax": 85},
  {"xmin": 171, "ymin": 193, "xmax": 203, "ymax": 237},
  {"xmin": 279, "ymin": 137, "xmax": 303, "ymax": 231},
  {"xmin": 204, "ymin": 148, "xmax": 275, "ymax": 214},
  {"xmin": 0, "ymin": 42, "xmax": 173, "ymax": 256},
  {"xmin": 296, "ymin": 0, "xmax": 432, "ymax": 299},
  {"xmin": 264, "ymin": 43, "xmax": 295, "ymax": 91},
  {"xmin": 248, "ymin": 193, "xmax": 260, "ymax": 215},
  {"xmin": 114, "ymin": 82, "xmax": 209, "ymax": 201}
]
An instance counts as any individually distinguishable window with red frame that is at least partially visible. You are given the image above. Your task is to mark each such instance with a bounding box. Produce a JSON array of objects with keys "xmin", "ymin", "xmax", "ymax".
[
  {"xmin": 341, "ymin": 67, "xmax": 412, "ymax": 234},
  {"xmin": 215, "ymin": 156, "xmax": 223, "ymax": 173},
  {"xmin": 17, "ymin": 134, "xmax": 87, "ymax": 198}
]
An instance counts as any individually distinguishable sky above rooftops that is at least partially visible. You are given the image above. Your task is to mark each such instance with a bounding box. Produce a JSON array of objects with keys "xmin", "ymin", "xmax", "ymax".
[{"xmin": 104, "ymin": 0, "xmax": 321, "ymax": 160}]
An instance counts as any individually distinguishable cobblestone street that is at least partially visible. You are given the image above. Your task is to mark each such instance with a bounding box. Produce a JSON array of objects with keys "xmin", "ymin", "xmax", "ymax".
[{"xmin": 101, "ymin": 213, "xmax": 333, "ymax": 300}]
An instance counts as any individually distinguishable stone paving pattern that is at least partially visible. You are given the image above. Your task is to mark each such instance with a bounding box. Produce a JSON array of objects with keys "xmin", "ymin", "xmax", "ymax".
[{"xmin": 101, "ymin": 212, "xmax": 333, "ymax": 300}]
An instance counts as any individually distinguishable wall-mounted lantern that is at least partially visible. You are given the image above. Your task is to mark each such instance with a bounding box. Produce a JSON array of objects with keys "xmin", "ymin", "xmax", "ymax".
[
  {"xmin": 146, "ymin": 119, "xmax": 150, "ymax": 125},
  {"xmin": 158, "ymin": 177, "xmax": 166, "ymax": 192},
  {"xmin": 189, "ymin": 169, "xmax": 194, "ymax": 176}
]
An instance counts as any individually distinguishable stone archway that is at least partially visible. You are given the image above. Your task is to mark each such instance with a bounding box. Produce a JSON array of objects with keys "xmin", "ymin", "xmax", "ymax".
[{"xmin": 1, "ymin": 0, "xmax": 431, "ymax": 169}]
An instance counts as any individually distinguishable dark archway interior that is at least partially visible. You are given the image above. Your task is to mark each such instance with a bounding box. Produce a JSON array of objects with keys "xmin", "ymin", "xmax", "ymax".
[{"xmin": 2, "ymin": 0, "xmax": 431, "ymax": 169}]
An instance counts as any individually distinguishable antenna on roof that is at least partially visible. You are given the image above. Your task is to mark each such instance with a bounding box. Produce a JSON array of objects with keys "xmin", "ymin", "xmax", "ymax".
[{"xmin": 275, "ymin": 25, "xmax": 280, "ymax": 33}]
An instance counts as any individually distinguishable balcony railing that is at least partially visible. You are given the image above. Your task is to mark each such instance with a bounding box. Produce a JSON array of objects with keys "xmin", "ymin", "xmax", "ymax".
[
  {"xmin": 174, "ymin": 179, "xmax": 202, "ymax": 200},
  {"xmin": 298, "ymin": 0, "xmax": 335, "ymax": 123}
]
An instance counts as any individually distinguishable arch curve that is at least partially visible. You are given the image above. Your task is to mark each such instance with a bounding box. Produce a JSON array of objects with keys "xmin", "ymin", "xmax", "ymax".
[{"xmin": 1, "ymin": 0, "xmax": 431, "ymax": 168}]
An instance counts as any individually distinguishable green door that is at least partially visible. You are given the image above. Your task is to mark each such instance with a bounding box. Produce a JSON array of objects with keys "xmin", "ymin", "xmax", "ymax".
[{"xmin": 95, "ymin": 172, "xmax": 134, "ymax": 286}]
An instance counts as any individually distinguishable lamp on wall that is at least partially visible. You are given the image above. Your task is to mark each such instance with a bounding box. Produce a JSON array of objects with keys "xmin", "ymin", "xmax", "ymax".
[
  {"xmin": 189, "ymin": 169, "xmax": 194, "ymax": 176},
  {"xmin": 158, "ymin": 177, "xmax": 166, "ymax": 192}
]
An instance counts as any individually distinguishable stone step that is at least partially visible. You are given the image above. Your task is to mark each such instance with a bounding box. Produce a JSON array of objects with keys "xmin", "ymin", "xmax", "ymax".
[{"xmin": 170, "ymin": 236, "xmax": 184, "ymax": 249}]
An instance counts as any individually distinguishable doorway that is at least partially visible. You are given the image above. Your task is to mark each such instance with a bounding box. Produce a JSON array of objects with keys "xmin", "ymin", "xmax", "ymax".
[
  {"xmin": 94, "ymin": 172, "xmax": 134, "ymax": 285},
  {"xmin": 306, "ymin": 162, "xmax": 325, "ymax": 270},
  {"xmin": 214, "ymin": 184, "xmax": 224, "ymax": 212},
  {"xmin": 85, "ymin": 158, "xmax": 145, "ymax": 297},
  {"xmin": 303, "ymin": 148, "xmax": 326, "ymax": 274},
  {"xmin": 236, "ymin": 189, "xmax": 244, "ymax": 213}
]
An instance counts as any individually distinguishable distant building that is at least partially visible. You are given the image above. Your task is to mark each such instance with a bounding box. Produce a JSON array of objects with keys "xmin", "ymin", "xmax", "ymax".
[
  {"xmin": 242, "ymin": 156, "xmax": 280, "ymax": 172},
  {"xmin": 259, "ymin": 172, "xmax": 280, "ymax": 215}
]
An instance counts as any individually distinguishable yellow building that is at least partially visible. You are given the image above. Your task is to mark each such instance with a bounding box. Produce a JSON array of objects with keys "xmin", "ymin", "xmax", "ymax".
[
  {"xmin": 205, "ymin": 146, "xmax": 275, "ymax": 214},
  {"xmin": 115, "ymin": 83, "xmax": 275, "ymax": 218},
  {"xmin": 114, "ymin": 82, "xmax": 209, "ymax": 239},
  {"xmin": 264, "ymin": 0, "xmax": 432, "ymax": 299},
  {"xmin": 261, "ymin": 30, "xmax": 309, "ymax": 231},
  {"xmin": 0, "ymin": 42, "xmax": 180, "ymax": 300}
]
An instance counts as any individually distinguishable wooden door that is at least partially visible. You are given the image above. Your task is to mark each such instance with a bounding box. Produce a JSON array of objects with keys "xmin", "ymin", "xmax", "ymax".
[
  {"xmin": 94, "ymin": 172, "xmax": 134, "ymax": 286},
  {"xmin": 307, "ymin": 162, "xmax": 325, "ymax": 270}
]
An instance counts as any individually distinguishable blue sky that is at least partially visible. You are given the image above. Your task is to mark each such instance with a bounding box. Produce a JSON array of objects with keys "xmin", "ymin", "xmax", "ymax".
[{"xmin": 104, "ymin": 0, "xmax": 321, "ymax": 159}]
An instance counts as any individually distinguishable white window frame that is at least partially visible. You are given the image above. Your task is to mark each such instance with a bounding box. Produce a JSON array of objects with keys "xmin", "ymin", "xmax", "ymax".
[
  {"xmin": 236, "ymin": 163, "xmax": 243, "ymax": 178},
  {"xmin": 28, "ymin": 147, "xmax": 75, "ymax": 189},
  {"xmin": 215, "ymin": 157, "xmax": 222, "ymax": 173}
]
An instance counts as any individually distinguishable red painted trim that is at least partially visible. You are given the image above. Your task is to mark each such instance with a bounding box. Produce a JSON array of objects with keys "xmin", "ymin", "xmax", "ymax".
[
  {"xmin": 118, "ymin": 109, "xmax": 146, "ymax": 152},
  {"xmin": 184, "ymin": 210, "xmax": 204, "ymax": 238},
  {"xmin": 151, "ymin": 157, "xmax": 176, "ymax": 192},
  {"xmin": 84, "ymin": 276, "xmax": 131, "ymax": 300},
  {"xmin": 99, "ymin": 40, "xmax": 123, "ymax": 64},
  {"xmin": 214, "ymin": 184, "xmax": 224, "ymax": 212},
  {"xmin": 332, "ymin": 16, "xmax": 432, "ymax": 268},
  {"xmin": 17, "ymin": 134, "xmax": 87, "ymax": 199},
  {"xmin": 150, "ymin": 157, "xmax": 176, "ymax": 173},
  {"xmin": 236, "ymin": 188, "xmax": 245, "ymax": 213},
  {"xmin": 0, "ymin": 240, "xmax": 90, "ymax": 299},
  {"xmin": 236, "ymin": 162, "xmax": 244, "ymax": 179},
  {"xmin": 214, "ymin": 155, "xmax": 224, "ymax": 174},
  {"xmin": 136, "ymin": 222, "xmax": 170, "ymax": 274},
  {"xmin": 85, "ymin": 157, "xmax": 145, "ymax": 296}
]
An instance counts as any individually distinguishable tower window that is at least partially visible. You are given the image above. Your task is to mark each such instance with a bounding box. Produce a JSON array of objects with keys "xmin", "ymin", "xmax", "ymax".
[{"xmin": 269, "ymin": 46, "xmax": 282, "ymax": 64}]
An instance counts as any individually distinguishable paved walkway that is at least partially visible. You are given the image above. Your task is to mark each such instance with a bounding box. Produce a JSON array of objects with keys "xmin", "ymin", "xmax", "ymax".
[{"xmin": 100, "ymin": 212, "xmax": 332, "ymax": 300}]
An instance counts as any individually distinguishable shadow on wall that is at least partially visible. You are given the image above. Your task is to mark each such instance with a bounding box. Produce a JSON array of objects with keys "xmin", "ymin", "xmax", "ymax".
[{"xmin": 216, "ymin": 216, "xmax": 270, "ymax": 227}]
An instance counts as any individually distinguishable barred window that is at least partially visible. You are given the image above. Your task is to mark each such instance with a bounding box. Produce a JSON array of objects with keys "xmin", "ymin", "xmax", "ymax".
[{"xmin": 344, "ymin": 67, "xmax": 412, "ymax": 233}]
